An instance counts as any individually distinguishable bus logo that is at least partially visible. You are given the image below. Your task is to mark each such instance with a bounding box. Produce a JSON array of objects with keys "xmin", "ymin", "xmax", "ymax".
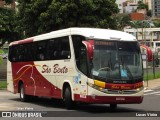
[{"xmin": 118, "ymin": 90, "xmax": 123, "ymax": 94}]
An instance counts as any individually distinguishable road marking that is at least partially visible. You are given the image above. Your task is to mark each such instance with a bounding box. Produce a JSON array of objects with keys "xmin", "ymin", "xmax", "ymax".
[
  {"xmin": 144, "ymin": 91, "xmax": 160, "ymax": 95},
  {"xmin": 144, "ymin": 89, "xmax": 153, "ymax": 93}
]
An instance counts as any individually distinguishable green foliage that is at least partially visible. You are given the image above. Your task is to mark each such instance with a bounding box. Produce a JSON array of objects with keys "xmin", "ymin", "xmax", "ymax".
[
  {"xmin": 113, "ymin": 14, "xmax": 131, "ymax": 30},
  {"xmin": 130, "ymin": 21, "xmax": 151, "ymax": 28},
  {"xmin": 16, "ymin": 0, "xmax": 119, "ymax": 37},
  {"xmin": 5, "ymin": 0, "xmax": 13, "ymax": 4},
  {"xmin": 153, "ymin": 20, "xmax": 160, "ymax": 27},
  {"xmin": 137, "ymin": 0, "xmax": 148, "ymax": 10},
  {"xmin": 0, "ymin": 49, "xmax": 4, "ymax": 54},
  {"xmin": 143, "ymin": 71, "xmax": 160, "ymax": 81},
  {"xmin": 0, "ymin": 81, "xmax": 7, "ymax": 88},
  {"xmin": 0, "ymin": 8, "xmax": 13, "ymax": 32},
  {"xmin": 0, "ymin": 7, "xmax": 20, "ymax": 47},
  {"xmin": 0, "ymin": 56, "xmax": 3, "ymax": 65}
]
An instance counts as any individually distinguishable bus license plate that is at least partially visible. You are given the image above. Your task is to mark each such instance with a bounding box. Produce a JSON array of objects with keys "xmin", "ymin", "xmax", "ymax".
[{"xmin": 116, "ymin": 97, "xmax": 125, "ymax": 101}]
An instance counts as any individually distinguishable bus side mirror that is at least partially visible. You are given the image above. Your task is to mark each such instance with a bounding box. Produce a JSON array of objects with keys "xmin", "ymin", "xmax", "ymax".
[
  {"xmin": 140, "ymin": 44, "xmax": 152, "ymax": 62},
  {"xmin": 82, "ymin": 40, "xmax": 94, "ymax": 61}
]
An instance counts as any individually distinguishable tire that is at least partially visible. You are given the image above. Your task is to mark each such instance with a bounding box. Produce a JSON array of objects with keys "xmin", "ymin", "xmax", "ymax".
[
  {"xmin": 110, "ymin": 104, "xmax": 117, "ymax": 110},
  {"xmin": 64, "ymin": 87, "xmax": 73, "ymax": 109},
  {"xmin": 20, "ymin": 84, "xmax": 28, "ymax": 102}
]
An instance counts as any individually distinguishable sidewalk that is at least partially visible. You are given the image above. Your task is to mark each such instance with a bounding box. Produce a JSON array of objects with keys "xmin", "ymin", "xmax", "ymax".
[{"xmin": 144, "ymin": 78, "xmax": 160, "ymax": 89}]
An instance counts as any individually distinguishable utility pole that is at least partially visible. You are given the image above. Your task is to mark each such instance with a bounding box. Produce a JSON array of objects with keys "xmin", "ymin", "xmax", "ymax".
[{"xmin": 142, "ymin": 21, "xmax": 144, "ymax": 41}]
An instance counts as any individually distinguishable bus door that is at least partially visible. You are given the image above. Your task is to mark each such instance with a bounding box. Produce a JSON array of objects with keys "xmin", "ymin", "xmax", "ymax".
[
  {"xmin": 74, "ymin": 41, "xmax": 93, "ymax": 100},
  {"xmin": 74, "ymin": 72, "xmax": 88, "ymax": 100}
]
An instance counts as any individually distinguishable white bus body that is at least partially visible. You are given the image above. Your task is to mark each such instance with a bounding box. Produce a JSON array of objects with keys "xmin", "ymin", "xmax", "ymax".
[{"xmin": 7, "ymin": 28, "xmax": 143, "ymax": 109}]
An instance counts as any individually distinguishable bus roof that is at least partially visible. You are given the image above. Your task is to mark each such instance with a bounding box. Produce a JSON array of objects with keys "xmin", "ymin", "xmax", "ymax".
[
  {"xmin": 10, "ymin": 28, "xmax": 137, "ymax": 46},
  {"xmin": 34, "ymin": 28, "xmax": 137, "ymax": 41}
]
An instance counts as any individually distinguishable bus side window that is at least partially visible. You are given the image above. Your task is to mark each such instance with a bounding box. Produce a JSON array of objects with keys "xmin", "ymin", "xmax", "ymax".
[
  {"xmin": 12, "ymin": 45, "xmax": 21, "ymax": 62},
  {"xmin": 60, "ymin": 37, "xmax": 71, "ymax": 59},
  {"xmin": 19, "ymin": 45, "xmax": 26, "ymax": 61},
  {"xmin": 72, "ymin": 35, "xmax": 85, "ymax": 62},
  {"xmin": 72, "ymin": 35, "xmax": 88, "ymax": 75},
  {"xmin": 47, "ymin": 40, "xmax": 56, "ymax": 60},
  {"xmin": 9, "ymin": 46, "xmax": 17, "ymax": 62},
  {"xmin": 79, "ymin": 44, "xmax": 88, "ymax": 75},
  {"xmin": 37, "ymin": 46, "xmax": 45, "ymax": 60},
  {"xmin": 36, "ymin": 41, "xmax": 47, "ymax": 61},
  {"xmin": 28, "ymin": 44, "xmax": 36, "ymax": 61}
]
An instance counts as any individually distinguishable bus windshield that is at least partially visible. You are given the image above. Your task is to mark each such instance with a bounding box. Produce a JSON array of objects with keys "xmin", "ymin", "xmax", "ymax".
[{"xmin": 91, "ymin": 40, "xmax": 143, "ymax": 84}]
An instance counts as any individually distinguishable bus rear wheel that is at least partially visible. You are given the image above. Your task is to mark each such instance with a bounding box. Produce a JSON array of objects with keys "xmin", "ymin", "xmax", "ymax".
[
  {"xmin": 20, "ymin": 84, "xmax": 28, "ymax": 102},
  {"xmin": 64, "ymin": 87, "xmax": 73, "ymax": 109}
]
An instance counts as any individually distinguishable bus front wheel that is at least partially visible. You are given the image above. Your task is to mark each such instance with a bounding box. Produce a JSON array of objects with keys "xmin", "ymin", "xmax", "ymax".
[{"xmin": 64, "ymin": 87, "xmax": 73, "ymax": 109}]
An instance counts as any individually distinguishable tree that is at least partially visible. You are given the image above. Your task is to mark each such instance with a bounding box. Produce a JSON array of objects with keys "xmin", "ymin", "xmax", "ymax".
[
  {"xmin": 16, "ymin": 0, "xmax": 119, "ymax": 37},
  {"xmin": 137, "ymin": 0, "xmax": 148, "ymax": 10},
  {"xmin": 153, "ymin": 20, "xmax": 160, "ymax": 27},
  {"xmin": 113, "ymin": 13, "xmax": 131, "ymax": 30},
  {"xmin": 0, "ymin": 7, "xmax": 19, "ymax": 47},
  {"xmin": 130, "ymin": 21, "xmax": 151, "ymax": 28},
  {"xmin": 5, "ymin": 0, "xmax": 14, "ymax": 4}
]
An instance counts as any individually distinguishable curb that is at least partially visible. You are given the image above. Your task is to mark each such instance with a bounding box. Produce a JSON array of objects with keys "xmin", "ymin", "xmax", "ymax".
[
  {"xmin": 0, "ymin": 88, "xmax": 7, "ymax": 91},
  {"xmin": 144, "ymin": 85, "xmax": 160, "ymax": 90}
]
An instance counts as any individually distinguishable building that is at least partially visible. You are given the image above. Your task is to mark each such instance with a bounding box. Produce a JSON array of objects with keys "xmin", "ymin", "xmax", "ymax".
[
  {"xmin": 127, "ymin": 0, "xmax": 152, "ymax": 11},
  {"xmin": 125, "ymin": 3, "xmax": 138, "ymax": 13},
  {"xmin": 128, "ymin": 0, "xmax": 139, "ymax": 3},
  {"xmin": 116, "ymin": 0, "xmax": 151, "ymax": 14},
  {"xmin": 152, "ymin": 0, "xmax": 160, "ymax": 17},
  {"xmin": 0, "ymin": 0, "xmax": 5, "ymax": 7},
  {"xmin": 124, "ymin": 27, "xmax": 160, "ymax": 41},
  {"xmin": 0, "ymin": 0, "xmax": 16, "ymax": 9},
  {"xmin": 123, "ymin": 0, "xmax": 144, "ymax": 13},
  {"xmin": 116, "ymin": 0, "xmax": 126, "ymax": 13},
  {"xmin": 130, "ymin": 13, "xmax": 145, "ymax": 20},
  {"xmin": 145, "ymin": 0, "xmax": 152, "ymax": 10}
]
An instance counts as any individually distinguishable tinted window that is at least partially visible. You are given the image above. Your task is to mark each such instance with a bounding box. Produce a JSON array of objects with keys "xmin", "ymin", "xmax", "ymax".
[
  {"xmin": 47, "ymin": 37, "xmax": 71, "ymax": 60},
  {"xmin": 9, "ymin": 36, "xmax": 71, "ymax": 62},
  {"xmin": 72, "ymin": 35, "xmax": 88, "ymax": 75}
]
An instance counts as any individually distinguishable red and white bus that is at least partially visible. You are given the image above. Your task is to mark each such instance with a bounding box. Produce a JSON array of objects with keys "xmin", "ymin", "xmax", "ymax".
[{"xmin": 7, "ymin": 28, "xmax": 144, "ymax": 109}]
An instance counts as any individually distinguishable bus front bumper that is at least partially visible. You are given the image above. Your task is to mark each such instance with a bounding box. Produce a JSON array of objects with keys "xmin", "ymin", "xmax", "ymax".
[{"xmin": 74, "ymin": 94, "xmax": 143, "ymax": 104}]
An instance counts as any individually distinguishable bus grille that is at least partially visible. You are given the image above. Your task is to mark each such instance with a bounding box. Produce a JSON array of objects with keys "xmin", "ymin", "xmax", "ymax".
[{"xmin": 101, "ymin": 88, "xmax": 143, "ymax": 94}]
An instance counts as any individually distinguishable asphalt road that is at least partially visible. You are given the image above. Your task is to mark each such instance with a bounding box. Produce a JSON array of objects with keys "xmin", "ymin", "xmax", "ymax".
[{"xmin": 0, "ymin": 87, "xmax": 160, "ymax": 119}]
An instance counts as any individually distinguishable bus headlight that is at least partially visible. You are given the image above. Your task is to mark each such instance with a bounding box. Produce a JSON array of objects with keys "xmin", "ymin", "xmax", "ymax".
[
  {"xmin": 87, "ymin": 82, "xmax": 103, "ymax": 90},
  {"xmin": 94, "ymin": 80, "xmax": 106, "ymax": 88},
  {"xmin": 87, "ymin": 81, "xmax": 106, "ymax": 92},
  {"xmin": 136, "ymin": 87, "xmax": 144, "ymax": 92},
  {"xmin": 87, "ymin": 82, "xmax": 94, "ymax": 88}
]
